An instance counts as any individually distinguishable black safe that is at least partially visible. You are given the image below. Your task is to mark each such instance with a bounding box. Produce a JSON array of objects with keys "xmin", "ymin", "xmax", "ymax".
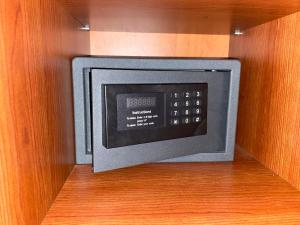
[{"xmin": 72, "ymin": 57, "xmax": 241, "ymax": 172}]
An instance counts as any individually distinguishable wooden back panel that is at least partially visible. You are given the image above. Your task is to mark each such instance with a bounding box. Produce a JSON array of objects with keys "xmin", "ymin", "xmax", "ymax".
[
  {"xmin": 0, "ymin": 0, "xmax": 89, "ymax": 224},
  {"xmin": 229, "ymin": 12, "xmax": 300, "ymax": 189},
  {"xmin": 90, "ymin": 31, "xmax": 229, "ymax": 57}
]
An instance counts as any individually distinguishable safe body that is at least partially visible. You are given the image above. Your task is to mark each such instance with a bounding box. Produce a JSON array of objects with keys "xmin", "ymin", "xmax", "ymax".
[{"xmin": 72, "ymin": 57, "xmax": 240, "ymax": 172}]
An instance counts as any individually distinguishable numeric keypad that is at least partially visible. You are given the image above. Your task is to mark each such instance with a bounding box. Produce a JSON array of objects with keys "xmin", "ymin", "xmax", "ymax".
[{"xmin": 169, "ymin": 89, "xmax": 204, "ymax": 126}]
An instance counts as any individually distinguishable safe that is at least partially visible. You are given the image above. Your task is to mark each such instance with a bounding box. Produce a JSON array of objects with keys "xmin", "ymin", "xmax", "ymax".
[{"xmin": 72, "ymin": 57, "xmax": 240, "ymax": 172}]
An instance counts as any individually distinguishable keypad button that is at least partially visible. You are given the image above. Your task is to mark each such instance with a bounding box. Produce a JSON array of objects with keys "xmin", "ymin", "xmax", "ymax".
[
  {"xmin": 192, "ymin": 116, "xmax": 201, "ymax": 123},
  {"xmin": 170, "ymin": 118, "xmax": 180, "ymax": 126},
  {"xmin": 182, "ymin": 117, "xmax": 191, "ymax": 124},
  {"xmin": 194, "ymin": 99, "xmax": 201, "ymax": 106},
  {"xmin": 182, "ymin": 109, "xmax": 191, "ymax": 116},
  {"xmin": 171, "ymin": 101, "xmax": 180, "ymax": 107},
  {"xmin": 170, "ymin": 110, "xmax": 180, "ymax": 117},
  {"xmin": 193, "ymin": 90, "xmax": 202, "ymax": 97},
  {"xmin": 184, "ymin": 100, "xmax": 191, "ymax": 107},
  {"xmin": 193, "ymin": 108, "xmax": 201, "ymax": 115},
  {"xmin": 183, "ymin": 91, "xmax": 192, "ymax": 98},
  {"xmin": 171, "ymin": 92, "xmax": 180, "ymax": 98}
]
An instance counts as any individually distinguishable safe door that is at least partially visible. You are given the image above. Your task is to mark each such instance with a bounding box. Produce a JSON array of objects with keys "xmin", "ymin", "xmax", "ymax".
[{"xmin": 91, "ymin": 68, "xmax": 234, "ymax": 172}]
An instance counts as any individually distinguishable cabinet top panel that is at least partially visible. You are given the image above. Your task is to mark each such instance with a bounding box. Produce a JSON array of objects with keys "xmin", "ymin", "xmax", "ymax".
[{"xmin": 57, "ymin": 0, "xmax": 300, "ymax": 34}]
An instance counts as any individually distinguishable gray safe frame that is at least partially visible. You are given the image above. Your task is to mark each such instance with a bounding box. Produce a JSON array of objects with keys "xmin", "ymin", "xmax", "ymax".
[{"xmin": 72, "ymin": 57, "xmax": 240, "ymax": 172}]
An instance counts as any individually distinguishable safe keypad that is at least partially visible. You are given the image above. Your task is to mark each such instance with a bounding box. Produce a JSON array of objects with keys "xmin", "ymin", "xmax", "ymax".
[{"xmin": 169, "ymin": 90, "xmax": 203, "ymax": 126}]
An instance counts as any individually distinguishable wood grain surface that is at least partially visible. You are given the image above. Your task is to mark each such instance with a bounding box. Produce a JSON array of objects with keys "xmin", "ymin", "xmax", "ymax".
[
  {"xmin": 0, "ymin": 0, "xmax": 89, "ymax": 225},
  {"xmin": 229, "ymin": 12, "xmax": 300, "ymax": 189},
  {"xmin": 58, "ymin": 0, "xmax": 300, "ymax": 34},
  {"xmin": 90, "ymin": 31, "xmax": 229, "ymax": 57},
  {"xmin": 42, "ymin": 150, "xmax": 300, "ymax": 225}
]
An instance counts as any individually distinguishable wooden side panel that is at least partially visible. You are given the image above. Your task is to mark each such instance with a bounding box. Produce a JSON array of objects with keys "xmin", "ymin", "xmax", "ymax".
[
  {"xmin": 229, "ymin": 12, "xmax": 300, "ymax": 189},
  {"xmin": 90, "ymin": 31, "xmax": 229, "ymax": 57},
  {"xmin": 0, "ymin": 0, "xmax": 89, "ymax": 225}
]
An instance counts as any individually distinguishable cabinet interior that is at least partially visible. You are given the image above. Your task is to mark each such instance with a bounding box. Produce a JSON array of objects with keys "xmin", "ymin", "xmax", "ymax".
[{"xmin": 0, "ymin": 1, "xmax": 299, "ymax": 225}]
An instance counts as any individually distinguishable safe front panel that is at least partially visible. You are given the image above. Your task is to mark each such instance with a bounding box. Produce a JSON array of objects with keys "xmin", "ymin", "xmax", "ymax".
[{"xmin": 92, "ymin": 69, "xmax": 231, "ymax": 172}]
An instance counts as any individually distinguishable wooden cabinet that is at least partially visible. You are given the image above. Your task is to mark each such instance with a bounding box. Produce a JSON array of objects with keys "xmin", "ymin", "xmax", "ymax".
[{"xmin": 0, "ymin": 1, "xmax": 299, "ymax": 224}]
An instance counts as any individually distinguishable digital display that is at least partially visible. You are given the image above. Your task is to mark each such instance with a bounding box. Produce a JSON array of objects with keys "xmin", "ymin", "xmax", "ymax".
[{"xmin": 126, "ymin": 97, "xmax": 156, "ymax": 108}]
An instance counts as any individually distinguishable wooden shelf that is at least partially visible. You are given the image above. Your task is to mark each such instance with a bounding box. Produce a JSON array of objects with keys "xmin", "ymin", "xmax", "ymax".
[
  {"xmin": 43, "ymin": 150, "xmax": 300, "ymax": 224},
  {"xmin": 58, "ymin": 0, "xmax": 300, "ymax": 34}
]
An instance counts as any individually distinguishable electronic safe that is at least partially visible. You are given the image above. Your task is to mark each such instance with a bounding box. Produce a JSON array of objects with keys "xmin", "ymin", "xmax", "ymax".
[{"xmin": 73, "ymin": 57, "xmax": 240, "ymax": 172}]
